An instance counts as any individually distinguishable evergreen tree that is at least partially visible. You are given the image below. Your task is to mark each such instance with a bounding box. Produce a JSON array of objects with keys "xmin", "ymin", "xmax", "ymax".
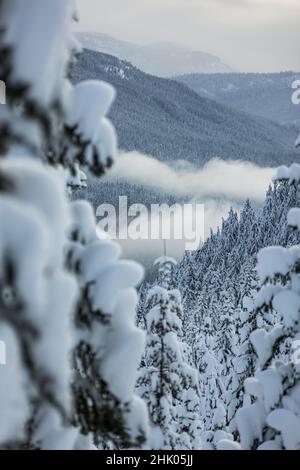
[
  {"xmin": 136, "ymin": 281, "xmax": 151, "ymax": 330},
  {"xmin": 214, "ymin": 288, "xmax": 237, "ymax": 389},
  {"xmin": 0, "ymin": 0, "xmax": 147, "ymax": 449},
  {"xmin": 201, "ymin": 402, "xmax": 234, "ymax": 450},
  {"xmin": 194, "ymin": 317, "xmax": 225, "ymax": 433},
  {"xmin": 228, "ymin": 288, "xmax": 257, "ymax": 431},
  {"xmin": 67, "ymin": 201, "xmax": 147, "ymax": 449},
  {"xmin": 137, "ymin": 258, "xmax": 202, "ymax": 449}
]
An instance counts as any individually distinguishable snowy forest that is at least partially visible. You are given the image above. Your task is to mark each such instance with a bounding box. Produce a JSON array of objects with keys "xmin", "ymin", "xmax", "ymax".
[{"xmin": 0, "ymin": 0, "xmax": 300, "ymax": 452}]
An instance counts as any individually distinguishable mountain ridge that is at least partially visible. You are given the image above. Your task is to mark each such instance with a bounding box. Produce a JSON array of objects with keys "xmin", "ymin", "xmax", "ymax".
[
  {"xmin": 176, "ymin": 72, "xmax": 300, "ymax": 126},
  {"xmin": 75, "ymin": 32, "xmax": 233, "ymax": 77},
  {"xmin": 72, "ymin": 48, "xmax": 300, "ymax": 168}
]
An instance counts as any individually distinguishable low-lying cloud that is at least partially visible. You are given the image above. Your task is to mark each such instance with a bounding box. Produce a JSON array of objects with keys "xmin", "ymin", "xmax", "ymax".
[
  {"xmin": 107, "ymin": 151, "xmax": 275, "ymax": 202},
  {"xmin": 101, "ymin": 152, "xmax": 276, "ymax": 264}
]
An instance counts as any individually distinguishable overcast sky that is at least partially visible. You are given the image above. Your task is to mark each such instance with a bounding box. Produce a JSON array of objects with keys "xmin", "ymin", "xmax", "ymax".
[{"xmin": 76, "ymin": 0, "xmax": 300, "ymax": 73}]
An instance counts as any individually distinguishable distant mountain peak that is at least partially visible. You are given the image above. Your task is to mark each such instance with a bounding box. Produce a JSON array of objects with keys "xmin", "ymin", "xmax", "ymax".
[{"xmin": 75, "ymin": 32, "xmax": 233, "ymax": 77}]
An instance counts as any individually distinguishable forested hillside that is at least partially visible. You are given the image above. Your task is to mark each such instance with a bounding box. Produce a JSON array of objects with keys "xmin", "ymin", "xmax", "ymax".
[
  {"xmin": 176, "ymin": 72, "xmax": 300, "ymax": 126},
  {"xmin": 137, "ymin": 166, "xmax": 300, "ymax": 449},
  {"xmin": 73, "ymin": 49, "xmax": 299, "ymax": 167}
]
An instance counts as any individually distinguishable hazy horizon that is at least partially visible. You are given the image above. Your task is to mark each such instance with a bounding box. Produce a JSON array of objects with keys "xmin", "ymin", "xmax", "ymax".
[{"xmin": 76, "ymin": 0, "xmax": 300, "ymax": 74}]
